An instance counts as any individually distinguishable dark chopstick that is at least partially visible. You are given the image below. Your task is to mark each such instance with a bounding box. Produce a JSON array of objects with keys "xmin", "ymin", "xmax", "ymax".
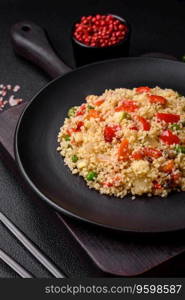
[
  {"xmin": 0, "ymin": 211, "xmax": 66, "ymax": 278},
  {"xmin": 0, "ymin": 248, "xmax": 33, "ymax": 278}
]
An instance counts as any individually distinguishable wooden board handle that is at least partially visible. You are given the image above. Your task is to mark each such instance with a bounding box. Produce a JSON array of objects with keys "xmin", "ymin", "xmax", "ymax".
[{"xmin": 11, "ymin": 21, "xmax": 72, "ymax": 78}]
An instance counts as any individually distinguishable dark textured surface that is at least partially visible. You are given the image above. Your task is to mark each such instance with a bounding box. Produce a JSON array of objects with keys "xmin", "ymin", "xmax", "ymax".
[
  {"xmin": 0, "ymin": 150, "xmax": 104, "ymax": 278},
  {"xmin": 1, "ymin": 0, "xmax": 185, "ymax": 277}
]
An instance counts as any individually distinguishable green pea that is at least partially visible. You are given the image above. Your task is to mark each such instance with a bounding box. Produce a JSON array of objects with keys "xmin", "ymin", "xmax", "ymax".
[
  {"xmin": 64, "ymin": 134, "xmax": 70, "ymax": 141},
  {"xmin": 174, "ymin": 145, "xmax": 185, "ymax": 154},
  {"xmin": 86, "ymin": 171, "xmax": 98, "ymax": 181},
  {"xmin": 68, "ymin": 107, "xmax": 76, "ymax": 118},
  {"xmin": 87, "ymin": 105, "xmax": 94, "ymax": 110},
  {"xmin": 71, "ymin": 155, "xmax": 78, "ymax": 163},
  {"xmin": 182, "ymin": 55, "xmax": 185, "ymax": 63},
  {"xmin": 171, "ymin": 123, "xmax": 180, "ymax": 131}
]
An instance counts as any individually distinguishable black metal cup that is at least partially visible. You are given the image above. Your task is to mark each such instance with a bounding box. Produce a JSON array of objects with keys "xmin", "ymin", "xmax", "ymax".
[{"xmin": 72, "ymin": 14, "xmax": 131, "ymax": 67}]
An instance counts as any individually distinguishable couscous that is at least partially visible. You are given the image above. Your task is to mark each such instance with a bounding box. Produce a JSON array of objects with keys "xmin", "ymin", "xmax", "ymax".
[{"xmin": 57, "ymin": 86, "xmax": 185, "ymax": 198}]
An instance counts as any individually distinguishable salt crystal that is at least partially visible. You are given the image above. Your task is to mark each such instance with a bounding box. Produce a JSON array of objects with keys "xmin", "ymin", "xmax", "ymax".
[
  {"xmin": 9, "ymin": 95, "xmax": 23, "ymax": 106},
  {"xmin": 13, "ymin": 85, "xmax": 20, "ymax": 92},
  {"xmin": 9, "ymin": 95, "xmax": 17, "ymax": 106},
  {"xmin": 0, "ymin": 83, "xmax": 23, "ymax": 112}
]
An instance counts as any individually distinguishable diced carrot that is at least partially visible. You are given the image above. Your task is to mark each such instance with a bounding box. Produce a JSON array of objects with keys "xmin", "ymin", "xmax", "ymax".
[
  {"xmin": 94, "ymin": 99, "xmax": 105, "ymax": 106},
  {"xmin": 161, "ymin": 160, "xmax": 174, "ymax": 173},
  {"xmin": 86, "ymin": 109, "xmax": 100, "ymax": 119},
  {"xmin": 118, "ymin": 139, "xmax": 130, "ymax": 160},
  {"xmin": 114, "ymin": 175, "xmax": 121, "ymax": 181},
  {"xmin": 66, "ymin": 129, "xmax": 72, "ymax": 136}
]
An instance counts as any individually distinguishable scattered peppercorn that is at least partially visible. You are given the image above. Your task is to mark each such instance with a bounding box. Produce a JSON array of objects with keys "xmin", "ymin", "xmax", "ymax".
[
  {"xmin": 71, "ymin": 155, "xmax": 78, "ymax": 162},
  {"xmin": 73, "ymin": 14, "xmax": 128, "ymax": 47},
  {"xmin": 86, "ymin": 171, "xmax": 98, "ymax": 181}
]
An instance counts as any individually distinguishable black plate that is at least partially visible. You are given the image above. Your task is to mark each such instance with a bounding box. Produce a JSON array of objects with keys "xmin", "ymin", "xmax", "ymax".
[{"xmin": 15, "ymin": 57, "xmax": 185, "ymax": 233}]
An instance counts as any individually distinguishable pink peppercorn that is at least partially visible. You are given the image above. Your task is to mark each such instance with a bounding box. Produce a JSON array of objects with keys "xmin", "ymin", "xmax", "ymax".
[{"xmin": 73, "ymin": 14, "xmax": 128, "ymax": 47}]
